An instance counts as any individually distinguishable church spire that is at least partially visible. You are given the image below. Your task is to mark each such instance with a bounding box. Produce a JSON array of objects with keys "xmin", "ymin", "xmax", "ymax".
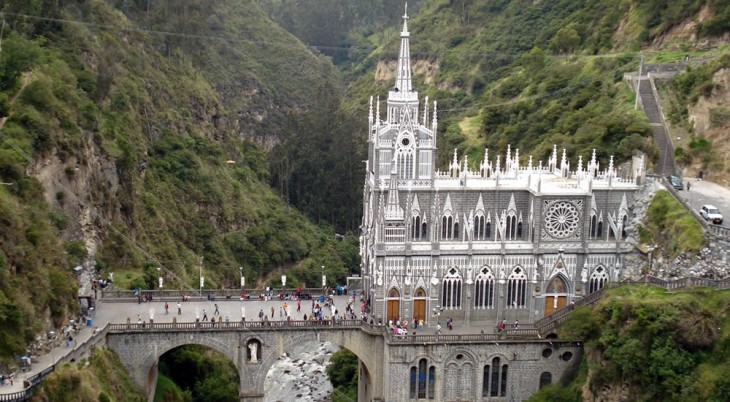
[{"xmin": 395, "ymin": 3, "xmax": 413, "ymax": 94}]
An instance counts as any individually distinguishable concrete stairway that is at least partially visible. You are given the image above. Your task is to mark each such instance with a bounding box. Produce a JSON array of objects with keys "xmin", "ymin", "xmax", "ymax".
[{"xmin": 637, "ymin": 78, "xmax": 677, "ymax": 177}]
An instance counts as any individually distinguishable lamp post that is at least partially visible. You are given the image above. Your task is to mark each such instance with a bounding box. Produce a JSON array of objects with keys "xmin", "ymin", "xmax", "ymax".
[
  {"xmin": 157, "ymin": 267, "xmax": 163, "ymax": 289},
  {"xmin": 199, "ymin": 256, "xmax": 204, "ymax": 296},
  {"xmin": 239, "ymin": 267, "xmax": 244, "ymax": 291},
  {"xmin": 281, "ymin": 275, "xmax": 287, "ymax": 294},
  {"xmin": 321, "ymin": 265, "xmax": 326, "ymax": 294}
]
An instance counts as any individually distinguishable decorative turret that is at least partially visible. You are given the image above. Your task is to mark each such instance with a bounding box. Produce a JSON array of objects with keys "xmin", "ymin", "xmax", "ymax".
[
  {"xmin": 395, "ymin": 3, "xmax": 413, "ymax": 94},
  {"xmin": 385, "ymin": 161, "xmax": 404, "ymax": 221},
  {"xmin": 368, "ymin": 96, "xmax": 374, "ymax": 131},
  {"xmin": 432, "ymin": 100, "xmax": 438, "ymax": 132},
  {"xmin": 423, "ymin": 95, "xmax": 429, "ymax": 126}
]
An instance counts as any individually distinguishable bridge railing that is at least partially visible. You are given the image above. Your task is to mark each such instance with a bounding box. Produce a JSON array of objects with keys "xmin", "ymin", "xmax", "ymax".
[
  {"xmin": 99, "ymin": 287, "xmax": 347, "ymax": 302},
  {"xmin": 108, "ymin": 319, "xmax": 377, "ymax": 332}
]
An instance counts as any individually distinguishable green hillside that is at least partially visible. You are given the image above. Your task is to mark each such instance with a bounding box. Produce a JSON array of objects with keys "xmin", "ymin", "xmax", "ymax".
[
  {"xmin": 0, "ymin": 0, "xmax": 354, "ymax": 363},
  {"xmin": 530, "ymin": 286, "xmax": 730, "ymax": 402},
  {"xmin": 340, "ymin": 0, "xmax": 729, "ymax": 166}
]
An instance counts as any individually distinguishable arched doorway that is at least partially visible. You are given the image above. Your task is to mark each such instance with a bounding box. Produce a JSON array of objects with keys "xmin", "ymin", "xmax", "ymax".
[
  {"xmin": 387, "ymin": 288, "xmax": 401, "ymax": 322},
  {"xmin": 412, "ymin": 287, "xmax": 426, "ymax": 324},
  {"xmin": 544, "ymin": 275, "xmax": 569, "ymax": 316}
]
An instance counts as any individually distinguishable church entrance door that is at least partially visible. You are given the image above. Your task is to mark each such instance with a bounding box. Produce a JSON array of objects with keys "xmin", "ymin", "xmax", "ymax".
[
  {"xmin": 412, "ymin": 287, "xmax": 426, "ymax": 323},
  {"xmin": 544, "ymin": 275, "xmax": 569, "ymax": 316},
  {"xmin": 386, "ymin": 288, "xmax": 401, "ymax": 322},
  {"xmin": 544, "ymin": 295, "xmax": 567, "ymax": 316}
]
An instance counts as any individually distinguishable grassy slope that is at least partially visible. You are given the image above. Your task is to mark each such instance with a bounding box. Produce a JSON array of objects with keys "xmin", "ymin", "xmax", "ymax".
[{"xmin": 30, "ymin": 349, "xmax": 145, "ymax": 402}]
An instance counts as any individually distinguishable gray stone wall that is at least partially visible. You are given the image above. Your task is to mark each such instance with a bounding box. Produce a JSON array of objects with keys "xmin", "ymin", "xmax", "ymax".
[
  {"xmin": 383, "ymin": 340, "xmax": 582, "ymax": 401},
  {"xmin": 106, "ymin": 327, "xmax": 580, "ymax": 402}
]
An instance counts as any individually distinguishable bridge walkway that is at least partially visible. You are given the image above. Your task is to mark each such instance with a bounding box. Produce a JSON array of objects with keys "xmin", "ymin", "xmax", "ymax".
[{"xmin": 5, "ymin": 277, "xmax": 730, "ymax": 401}]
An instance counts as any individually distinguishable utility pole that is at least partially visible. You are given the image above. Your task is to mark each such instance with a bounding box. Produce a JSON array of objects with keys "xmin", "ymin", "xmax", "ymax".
[{"xmin": 634, "ymin": 53, "xmax": 644, "ymax": 110}]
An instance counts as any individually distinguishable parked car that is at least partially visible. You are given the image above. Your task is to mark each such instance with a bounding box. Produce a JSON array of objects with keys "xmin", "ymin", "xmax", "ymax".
[
  {"xmin": 700, "ymin": 205, "xmax": 724, "ymax": 225},
  {"xmin": 667, "ymin": 175, "xmax": 684, "ymax": 190}
]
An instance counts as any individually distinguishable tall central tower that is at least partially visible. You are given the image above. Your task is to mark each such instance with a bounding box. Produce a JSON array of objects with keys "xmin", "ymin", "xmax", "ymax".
[{"xmin": 360, "ymin": 3, "xmax": 639, "ymax": 330}]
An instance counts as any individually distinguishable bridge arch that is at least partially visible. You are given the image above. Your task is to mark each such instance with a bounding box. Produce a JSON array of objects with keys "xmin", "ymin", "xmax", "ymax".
[{"xmin": 107, "ymin": 325, "xmax": 384, "ymax": 401}]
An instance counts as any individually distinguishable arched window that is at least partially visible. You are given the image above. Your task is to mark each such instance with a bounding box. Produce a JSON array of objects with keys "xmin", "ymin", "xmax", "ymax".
[
  {"xmin": 608, "ymin": 226, "xmax": 615, "ymax": 240},
  {"xmin": 482, "ymin": 357, "xmax": 507, "ymax": 397},
  {"xmin": 441, "ymin": 215, "xmax": 454, "ymax": 241},
  {"xmin": 421, "ymin": 222, "xmax": 428, "ymax": 239},
  {"xmin": 441, "ymin": 268, "xmax": 462, "ymax": 309},
  {"xmin": 517, "ymin": 222, "xmax": 523, "ymax": 238},
  {"xmin": 507, "ymin": 267, "xmax": 527, "ymax": 308},
  {"xmin": 540, "ymin": 372, "xmax": 552, "ymax": 389},
  {"xmin": 410, "ymin": 358, "xmax": 435, "ymax": 400},
  {"xmin": 454, "ymin": 222, "xmax": 460, "ymax": 240},
  {"xmin": 505, "ymin": 214, "xmax": 517, "ymax": 240},
  {"xmin": 597, "ymin": 221, "xmax": 603, "ymax": 238},
  {"xmin": 486, "ymin": 222, "xmax": 492, "ymax": 239},
  {"xmin": 621, "ymin": 215, "xmax": 628, "ymax": 239},
  {"xmin": 411, "ymin": 215, "xmax": 421, "ymax": 240},
  {"xmin": 474, "ymin": 268, "xmax": 495, "ymax": 309},
  {"xmin": 398, "ymin": 149, "xmax": 415, "ymax": 180},
  {"xmin": 590, "ymin": 215, "xmax": 598, "ymax": 238},
  {"xmin": 589, "ymin": 266, "xmax": 609, "ymax": 294},
  {"xmin": 474, "ymin": 215, "xmax": 483, "ymax": 240}
]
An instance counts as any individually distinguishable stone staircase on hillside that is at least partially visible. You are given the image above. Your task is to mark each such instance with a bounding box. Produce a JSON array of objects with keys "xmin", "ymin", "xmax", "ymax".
[{"xmin": 637, "ymin": 78, "xmax": 677, "ymax": 177}]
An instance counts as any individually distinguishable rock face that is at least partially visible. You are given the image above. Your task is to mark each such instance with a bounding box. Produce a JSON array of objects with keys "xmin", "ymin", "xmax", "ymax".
[
  {"xmin": 264, "ymin": 342, "xmax": 338, "ymax": 402},
  {"xmin": 688, "ymin": 67, "xmax": 730, "ymax": 186},
  {"xmin": 623, "ymin": 178, "xmax": 730, "ymax": 281}
]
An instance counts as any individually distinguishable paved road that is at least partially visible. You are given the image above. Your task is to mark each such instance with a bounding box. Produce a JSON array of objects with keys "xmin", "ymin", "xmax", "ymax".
[{"xmin": 675, "ymin": 179, "xmax": 730, "ymax": 226}]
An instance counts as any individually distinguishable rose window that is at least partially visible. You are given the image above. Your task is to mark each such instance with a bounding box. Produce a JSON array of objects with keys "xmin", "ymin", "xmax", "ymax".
[{"xmin": 544, "ymin": 202, "xmax": 579, "ymax": 238}]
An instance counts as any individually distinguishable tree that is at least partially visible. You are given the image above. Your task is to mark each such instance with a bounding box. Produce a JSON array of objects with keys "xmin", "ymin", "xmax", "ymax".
[
  {"xmin": 550, "ymin": 28, "xmax": 580, "ymax": 56},
  {"xmin": 521, "ymin": 47, "xmax": 546, "ymax": 74}
]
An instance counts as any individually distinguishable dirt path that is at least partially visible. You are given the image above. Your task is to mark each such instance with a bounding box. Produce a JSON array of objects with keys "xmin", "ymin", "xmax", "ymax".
[{"xmin": 0, "ymin": 71, "xmax": 32, "ymax": 131}]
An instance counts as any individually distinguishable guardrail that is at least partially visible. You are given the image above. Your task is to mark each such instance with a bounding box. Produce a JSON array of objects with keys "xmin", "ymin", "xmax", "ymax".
[
  {"xmin": 108, "ymin": 319, "xmax": 374, "ymax": 332},
  {"xmin": 659, "ymin": 176, "xmax": 730, "ymax": 242},
  {"xmin": 100, "ymin": 287, "xmax": 342, "ymax": 299}
]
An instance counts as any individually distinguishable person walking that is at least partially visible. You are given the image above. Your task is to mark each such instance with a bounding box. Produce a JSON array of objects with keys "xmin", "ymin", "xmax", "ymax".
[
  {"xmin": 514, "ymin": 319, "xmax": 519, "ymax": 329},
  {"xmin": 259, "ymin": 309, "xmax": 264, "ymax": 321},
  {"xmin": 202, "ymin": 309, "xmax": 208, "ymax": 321},
  {"xmin": 436, "ymin": 323, "xmax": 442, "ymax": 336},
  {"xmin": 164, "ymin": 302, "xmax": 169, "ymax": 315},
  {"xmin": 214, "ymin": 303, "xmax": 219, "ymax": 315},
  {"xmin": 177, "ymin": 301, "xmax": 182, "ymax": 315},
  {"xmin": 271, "ymin": 306, "xmax": 275, "ymax": 318}
]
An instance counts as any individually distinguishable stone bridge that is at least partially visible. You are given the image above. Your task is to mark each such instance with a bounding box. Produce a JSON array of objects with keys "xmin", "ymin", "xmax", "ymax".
[{"xmin": 105, "ymin": 319, "xmax": 581, "ymax": 402}]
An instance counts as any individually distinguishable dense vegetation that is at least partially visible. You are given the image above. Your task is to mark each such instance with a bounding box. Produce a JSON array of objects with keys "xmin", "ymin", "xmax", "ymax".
[
  {"xmin": 31, "ymin": 349, "xmax": 145, "ymax": 402},
  {"xmin": 155, "ymin": 345, "xmax": 239, "ymax": 402},
  {"xmin": 529, "ymin": 286, "xmax": 730, "ymax": 402},
  {"xmin": 0, "ymin": 0, "xmax": 354, "ymax": 364},
  {"xmin": 326, "ymin": 348, "xmax": 359, "ymax": 402}
]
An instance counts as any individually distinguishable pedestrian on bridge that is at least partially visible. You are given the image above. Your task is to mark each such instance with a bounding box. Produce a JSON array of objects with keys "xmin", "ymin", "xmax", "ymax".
[
  {"xmin": 271, "ymin": 306, "xmax": 274, "ymax": 318},
  {"xmin": 214, "ymin": 303, "xmax": 219, "ymax": 315},
  {"xmin": 202, "ymin": 309, "xmax": 208, "ymax": 321},
  {"xmin": 177, "ymin": 302, "xmax": 181, "ymax": 315},
  {"xmin": 165, "ymin": 302, "xmax": 169, "ymax": 314}
]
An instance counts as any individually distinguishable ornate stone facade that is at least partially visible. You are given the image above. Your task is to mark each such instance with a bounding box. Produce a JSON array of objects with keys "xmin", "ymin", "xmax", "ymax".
[{"xmin": 359, "ymin": 8, "xmax": 643, "ymax": 329}]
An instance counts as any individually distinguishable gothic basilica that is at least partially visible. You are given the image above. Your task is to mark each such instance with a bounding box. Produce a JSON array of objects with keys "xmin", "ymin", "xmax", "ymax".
[{"xmin": 359, "ymin": 10, "xmax": 644, "ymax": 328}]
